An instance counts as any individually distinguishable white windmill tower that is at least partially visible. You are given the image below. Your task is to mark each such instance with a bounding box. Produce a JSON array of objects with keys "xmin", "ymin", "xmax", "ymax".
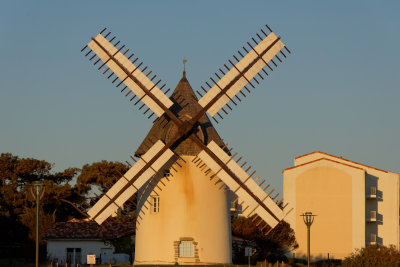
[{"xmin": 81, "ymin": 25, "xmax": 292, "ymax": 265}]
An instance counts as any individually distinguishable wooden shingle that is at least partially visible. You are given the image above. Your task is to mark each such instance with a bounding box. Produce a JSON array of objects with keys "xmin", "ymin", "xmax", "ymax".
[{"xmin": 135, "ymin": 72, "xmax": 226, "ymax": 157}]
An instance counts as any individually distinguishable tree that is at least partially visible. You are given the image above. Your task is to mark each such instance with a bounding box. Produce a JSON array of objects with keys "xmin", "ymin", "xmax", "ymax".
[
  {"xmin": 77, "ymin": 160, "xmax": 129, "ymax": 194},
  {"xmin": 0, "ymin": 152, "xmax": 81, "ymax": 260},
  {"xmin": 19, "ymin": 207, "xmax": 54, "ymax": 245},
  {"xmin": 0, "ymin": 153, "xmax": 139, "ymax": 261},
  {"xmin": 342, "ymin": 244, "xmax": 400, "ymax": 267},
  {"xmin": 231, "ymin": 216, "xmax": 298, "ymax": 263},
  {"xmin": 76, "ymin": 161, "xmax": 136, "ymax": 223},
  {"xmin": 104, "ymin": 235, "xmax": 135, "ymax": 263},
  {"xmin": 0, "ymin": 153, "xmax": 80, "ymax": 222}
]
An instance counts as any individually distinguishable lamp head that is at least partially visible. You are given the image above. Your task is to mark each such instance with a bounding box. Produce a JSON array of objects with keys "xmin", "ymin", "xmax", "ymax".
[
  {"xmin": 301, "ymin": 211, "xmax": 316, "ymax": 226},
  {"xmin": 31, "ymin": 181, "xmax": 44, "ymax": 200}
]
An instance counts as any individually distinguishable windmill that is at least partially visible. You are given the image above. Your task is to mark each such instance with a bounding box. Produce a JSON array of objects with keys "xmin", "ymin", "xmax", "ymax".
[{"xmin": 81, "ymin": 25, "xmax": 292, "ymax": 264}]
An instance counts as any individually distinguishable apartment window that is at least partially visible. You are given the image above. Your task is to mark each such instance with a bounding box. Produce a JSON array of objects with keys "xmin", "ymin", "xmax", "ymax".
[
  {"xmin": 371, "ymin": 233, "xmax": 377, "ymax": 243},
  {"xmin": 152, "ymin": 196, "xmax": 160, "ymax": 213},
  {"xmin": 178, "ymin": 241, "xmax": 194, "ymax": 257}
]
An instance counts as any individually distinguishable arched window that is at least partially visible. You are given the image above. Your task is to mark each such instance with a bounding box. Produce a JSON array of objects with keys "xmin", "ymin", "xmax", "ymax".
[{"xmin": 178, "ymin": 241, "xmax": 194, "ymax": 257}]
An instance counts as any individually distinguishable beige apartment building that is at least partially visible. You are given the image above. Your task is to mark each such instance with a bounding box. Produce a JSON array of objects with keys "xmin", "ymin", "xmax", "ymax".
[{"xmin": 283, "ymin": 151, "xmax": 399, "ymax": 259}]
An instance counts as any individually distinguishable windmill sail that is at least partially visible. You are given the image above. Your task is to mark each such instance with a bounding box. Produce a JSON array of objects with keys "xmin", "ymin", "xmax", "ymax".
[
  {"xmin": 197, "ymin": 141, "xmax": 290, "ymax": 227},
  {"xmin": 82, "ymin": 25, "xmax": 292, "ymax": 236},
  {"xmin": 87, "ymin": 140, "xmax": 174, "ymax": 224},
  {"xmin": 198, "ymin": 31, "xmax": 286, "ymax": 118},
  {"xmin": 86, "ymin": 33, "xmax": 173, "ymax": 117}
]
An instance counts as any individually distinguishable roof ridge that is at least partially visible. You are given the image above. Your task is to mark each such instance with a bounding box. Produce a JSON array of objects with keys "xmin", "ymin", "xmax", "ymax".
[
  {"xmin": 294, "ymin": 151, "xmax": 388, "ymax": 173},
  {"xmin": 283, "ymin": 157, "xmax": 366, "ymax": 172}
]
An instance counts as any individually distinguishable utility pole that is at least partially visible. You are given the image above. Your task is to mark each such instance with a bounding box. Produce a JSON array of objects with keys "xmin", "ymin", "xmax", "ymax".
[
  {"xmin": 31, "ymin": 181, "xmax": 44, "ymax": 267},
  {"xmin": 245, "ymin": 247, "xmax": 252, "ymax": 267}
]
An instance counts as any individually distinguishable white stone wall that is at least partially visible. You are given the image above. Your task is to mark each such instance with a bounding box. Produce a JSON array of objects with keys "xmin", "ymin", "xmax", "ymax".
[{"xmin": 134, "ymin": 155, "xmax": 232, "ymax": 265}]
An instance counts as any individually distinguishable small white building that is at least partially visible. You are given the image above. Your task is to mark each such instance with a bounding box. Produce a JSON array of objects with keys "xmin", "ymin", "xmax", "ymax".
[{"xmin": 44, "ymin": 219, "xmax": 135, "ymax": 265}]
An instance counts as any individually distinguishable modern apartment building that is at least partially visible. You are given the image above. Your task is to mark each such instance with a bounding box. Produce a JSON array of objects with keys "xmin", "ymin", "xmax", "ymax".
[{"xmin": 283, "ymin": 151, "xmax": 399, "ymax": 259}]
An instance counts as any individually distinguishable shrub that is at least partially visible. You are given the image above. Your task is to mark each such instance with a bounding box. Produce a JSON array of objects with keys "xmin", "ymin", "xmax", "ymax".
[
  {"xmin": 342, "ymin": 244, "xmax": 400, "ymax": 267},
  {"xmin": 313, "ymin": 259, "xmax": 342, "ymax": 267}
]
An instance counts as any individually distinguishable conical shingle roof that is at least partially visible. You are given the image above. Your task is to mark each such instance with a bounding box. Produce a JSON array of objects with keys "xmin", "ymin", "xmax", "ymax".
[{"xmin": 135, "ymin": 72, "xmax": 226, "ymax": 157}]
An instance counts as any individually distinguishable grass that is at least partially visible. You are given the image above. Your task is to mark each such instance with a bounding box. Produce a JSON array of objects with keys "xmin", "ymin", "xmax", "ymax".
[
  {"xmin": 17, "ymin": 264, "xmax": 343, "ymax": 267},
  {"xmin": 111, "ymin": 266, "xmax": 253, "ymax": 267},
  {"xmin": 25, "ymin": 264, "xmax": 258, "ymax": 267}
]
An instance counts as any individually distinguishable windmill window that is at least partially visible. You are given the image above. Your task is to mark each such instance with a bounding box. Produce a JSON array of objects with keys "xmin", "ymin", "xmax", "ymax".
[
  {"xmin": 152, "ymin": 196, "xmax": 160, "ymax": 213},
  {"xmin": 178, "ymin": 241, "xmax": 194, "ymax": 257}
]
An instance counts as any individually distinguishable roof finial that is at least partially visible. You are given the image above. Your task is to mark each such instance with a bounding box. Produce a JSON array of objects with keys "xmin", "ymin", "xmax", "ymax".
[{"xmin": 183, "ymin": 57, "xmax": 187, "ymax": 78}]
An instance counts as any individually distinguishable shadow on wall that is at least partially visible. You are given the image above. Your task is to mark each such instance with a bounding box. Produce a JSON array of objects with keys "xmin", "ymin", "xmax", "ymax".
[{"xmin": 365, "ymin": 173, "xmax": 384, "ymax": 246}]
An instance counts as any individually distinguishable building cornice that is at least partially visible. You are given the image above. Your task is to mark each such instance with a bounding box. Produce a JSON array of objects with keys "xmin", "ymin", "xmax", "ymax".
[
  {"xmin": 283, "ymin": 157, "xmax": 366, "ymax": 172},
  {"xmin": 294, "ymin": 151, "xmax": 388, "ymax": 173}
]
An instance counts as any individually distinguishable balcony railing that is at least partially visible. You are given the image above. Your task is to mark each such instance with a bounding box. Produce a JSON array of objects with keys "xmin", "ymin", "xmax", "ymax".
[
  {"xmin": 366, "ymin": 186, "xmax": 377, "ymax": 199},
  {"xmin": 367, "ymin": 210, "xmax": 377, "ymax": 222},
  {"xmin": 368, "ymin": 234, "xmax": 377, "ymax": 245}
]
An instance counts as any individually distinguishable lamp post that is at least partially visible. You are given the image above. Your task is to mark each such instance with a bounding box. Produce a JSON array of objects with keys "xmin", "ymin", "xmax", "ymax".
[
  {"xmin": 301, "ymin": 212, "xmax": 316, "ymax": 267},
  {"xmin": 31, "ymin": 181, "xmax": 44, "ymax": 267}
]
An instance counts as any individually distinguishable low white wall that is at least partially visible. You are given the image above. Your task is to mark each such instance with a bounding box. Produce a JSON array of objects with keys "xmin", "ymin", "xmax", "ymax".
[{"xmin": 46, "ymin": 239, "xmax": 114, "ymax": 265}]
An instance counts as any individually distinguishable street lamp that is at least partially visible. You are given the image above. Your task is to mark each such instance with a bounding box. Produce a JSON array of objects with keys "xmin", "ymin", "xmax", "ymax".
[
  {"xmin": 31, "ymin": 181, "xmax": 44, "ymax": 267},
  {"xmin": 301, "ymin": 212, "xmax": 316, "ymax": 267}
]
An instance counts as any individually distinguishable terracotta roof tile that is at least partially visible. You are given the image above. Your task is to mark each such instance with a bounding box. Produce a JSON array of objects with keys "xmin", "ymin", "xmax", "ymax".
[{"xmin": 44, "ymin": 220, "xmax": 135, "ymax": 240}]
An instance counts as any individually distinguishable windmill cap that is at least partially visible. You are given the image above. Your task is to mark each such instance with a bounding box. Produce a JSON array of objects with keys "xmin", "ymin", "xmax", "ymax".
[{"xmin": 134, "ymin": 74, "xmax": 226, "ymax": 157}]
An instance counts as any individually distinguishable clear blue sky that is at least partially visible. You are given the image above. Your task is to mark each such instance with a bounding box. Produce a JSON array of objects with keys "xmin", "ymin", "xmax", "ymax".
[{"xmin": 1, "ymin": 1, "xmax": 399, "ymax": 194}]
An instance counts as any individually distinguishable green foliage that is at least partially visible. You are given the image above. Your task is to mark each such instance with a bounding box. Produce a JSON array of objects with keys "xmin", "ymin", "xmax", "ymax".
[
  {"xmin": 19, "ymin": 207, "xmax": 54, "ymax": 245},
  {"xmin": 94, "ymin": 265, "xmax": 253, "ymax": 267},
  {"xmin": 0, "ymin": 213, "xmax": 29, "ymax": 244},
  {"xmin": 231, "ymin": 216, "xmax": 298, "ymax": 264},
  {"xmin": 76, "ymin": 160, "xmax": 136, "ymax": 223},
  {"xmin": 0, "ymin": 153, "xmax": 82, "ymax": 224},
  {"xmin": 342, "ymin": 244, "xmax": 400, "ymax": 267},
  {"xmin": 104, "ymin": 235, "xmax": 135, "ymax": 263},
  {"xmin": 77, "ymin": 160, "xmax": 128, "ymax": 194},
  {"xmin": 311, "ymin": 259, "xmax": 342, "ymax": 267},
  {"xmin": 0, "ymin": 152, "xmax": 81, "ymax": 260},
  {"xmin": 0, "ymin": 152, "xmax": 139, "ymax": 262}
]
